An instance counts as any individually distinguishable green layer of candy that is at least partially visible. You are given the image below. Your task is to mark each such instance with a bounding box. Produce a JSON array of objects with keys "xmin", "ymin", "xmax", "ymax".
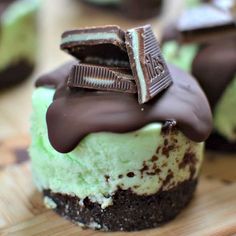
[
  {"xmin": 62, "ymin": 32, "xmax": 122, "ymax": 46},
  {"xmin": 0, "ymin": 0, "xmax": 40, "ymax": 70},
  {"xmin": 128, "ymin": 28, "xmax": 147, "ymax": 102},
  {"xmin": 30, "ymin": 87, "xmax": 203, "ymax": 207}
]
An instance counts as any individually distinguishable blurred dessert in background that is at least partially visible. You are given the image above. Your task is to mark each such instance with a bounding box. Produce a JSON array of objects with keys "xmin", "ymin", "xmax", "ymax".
[
  {"xmin": 0, "ymin": 0, "xmax": 40, "ymax": 89},
  {"xmin": 79, "ymin": 0, "xmax": 163, "ymax": 20},
  {"xmin": 162, "ymin": 1, "xmax": 236, "ymax": 152},
  {"xmin": 80, "ymin": 0, "xmax": 119, "ymax": 8}
]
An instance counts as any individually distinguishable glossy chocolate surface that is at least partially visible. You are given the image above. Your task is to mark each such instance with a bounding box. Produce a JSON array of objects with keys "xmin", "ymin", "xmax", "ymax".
[{"xmin": 36, "ymin": 61, "xmax": 212, "ymax": 153}]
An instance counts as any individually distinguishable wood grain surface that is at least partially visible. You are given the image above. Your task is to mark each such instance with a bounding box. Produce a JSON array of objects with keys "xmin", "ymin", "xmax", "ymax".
[{"xmin": 0, "ymin": 136, "xmax": 236, "ymax": 236}]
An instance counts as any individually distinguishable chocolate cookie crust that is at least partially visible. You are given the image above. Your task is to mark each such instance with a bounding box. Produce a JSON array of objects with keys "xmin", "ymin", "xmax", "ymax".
[{"xmin": 43, "ymin": 179, "xmax": 197, "ymax": 231}]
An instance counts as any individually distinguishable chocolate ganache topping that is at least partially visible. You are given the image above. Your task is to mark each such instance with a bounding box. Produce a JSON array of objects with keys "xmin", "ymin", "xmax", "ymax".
[{"xmin": 36, "ymin": 60, "xmax": 212, "ymax": 153}]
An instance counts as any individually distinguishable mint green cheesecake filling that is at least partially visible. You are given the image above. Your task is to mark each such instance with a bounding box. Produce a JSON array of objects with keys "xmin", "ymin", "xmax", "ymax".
[
  {"xmin": 0, "ymin": 0, "xmax": 40, "ymax": 70},
  {"xmin": 214, "ymin": 76, "xmax": 236, "ymax": 142},
  {"xmin": 30, "ymin": 87, "xmax": 204, "ymax": 208}
]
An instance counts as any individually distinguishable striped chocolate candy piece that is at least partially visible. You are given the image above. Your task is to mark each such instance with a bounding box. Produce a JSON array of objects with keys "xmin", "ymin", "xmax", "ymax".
[
  {"xmin": 67, "ymin": 64, "xmax": 137, "ymax": 93},
  {"xmin": 125, "ymin": 25, "xmax": 173, "ymax": 104}
]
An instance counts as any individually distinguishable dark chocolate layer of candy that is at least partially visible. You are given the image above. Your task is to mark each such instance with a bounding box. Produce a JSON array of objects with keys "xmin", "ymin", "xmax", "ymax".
[
  {"xmin": 126, "ymin": 25, "xmax": 173, "ymax": 104},
  {"xmin": 36, "ymin": 61, "xmax": 212, "ymax": 153},
  {"xmin": 0, "ymin": 59, "xmax": 34, "ymax": 89},
  {"xmin": 68, "ymin": 64, "xmax": 136, "ymax": 93},
  {"xmin": 43, "ymin": 179, "xmax": 197, "ymax": 231}
]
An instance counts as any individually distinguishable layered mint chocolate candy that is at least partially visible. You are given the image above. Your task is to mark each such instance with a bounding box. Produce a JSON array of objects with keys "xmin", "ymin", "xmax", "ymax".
[
  {"xmin": 0, "ymin": 0, "xmax": 39, "ymax": 89},
  {"xmin": 30, "ymin": 25, "xmax": 212, "ymax": 231},
  {"xmin": 162, "ymin": 2, "xmax": 236, "ymax": 152}
]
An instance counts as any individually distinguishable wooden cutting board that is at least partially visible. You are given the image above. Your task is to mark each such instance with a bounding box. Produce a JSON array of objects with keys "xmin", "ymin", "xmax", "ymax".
[{"xmin": 0, "ymin": 135, "xmax": 236, "ymax": 236}]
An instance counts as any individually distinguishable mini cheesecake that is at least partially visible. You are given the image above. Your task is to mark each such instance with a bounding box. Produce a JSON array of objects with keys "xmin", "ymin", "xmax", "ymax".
[
  {"xmin": 0, "ymin": 0, "xmax": 39, "ymax": 89},
  {"xmin": 30, "ymin": 62, "xmax": 211, "ymax": 231},
  {"xmin": 162, "ymin": 2, "xmax": 236, "ymax": 152},
  {"xmin": 30, "ymin": 25, "xmax": 212, "ymax": 231}
]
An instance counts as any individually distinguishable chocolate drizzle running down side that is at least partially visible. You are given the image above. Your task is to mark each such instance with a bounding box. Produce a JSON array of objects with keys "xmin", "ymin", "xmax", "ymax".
[{"xmin": 36, "ymin": 62, "xmax": 212, "ymax": 153}]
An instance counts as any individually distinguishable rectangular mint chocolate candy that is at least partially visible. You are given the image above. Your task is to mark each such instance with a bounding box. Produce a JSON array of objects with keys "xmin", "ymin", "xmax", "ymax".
[
  {"xmin": 61, "ymin": 25, "xmax": 126, "ymax": 50},
  {"xmin": 61, "ymin": 25, "xmax": 130, "ymax": 68},
  {"xmin": 67, "ymin": 64, "xmax": 137, "ymax": 93},
  {"xmin": 125, "ymin": 25, "xmax": 173, "ymax": 104}
]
